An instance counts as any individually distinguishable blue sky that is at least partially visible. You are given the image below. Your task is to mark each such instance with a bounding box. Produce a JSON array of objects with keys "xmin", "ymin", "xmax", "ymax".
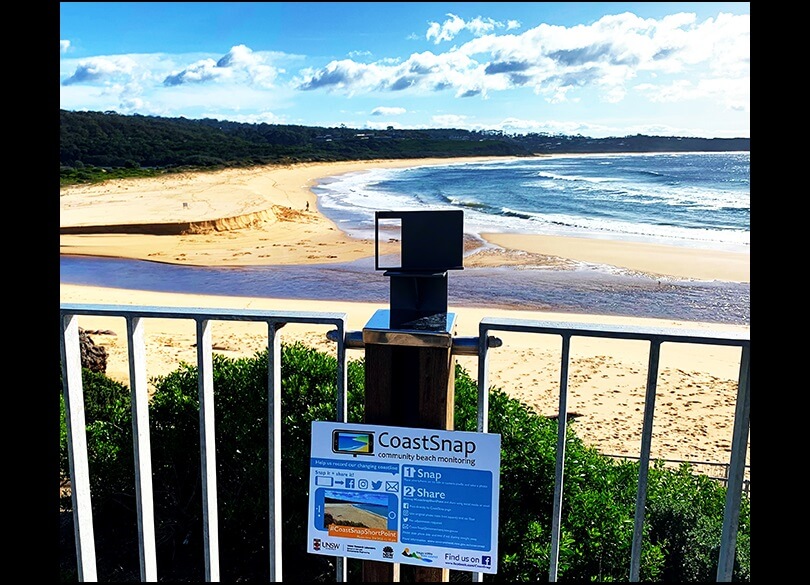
[{"xmin": 59, "ymin": 2, "xmax": 750, "ymax": 138}]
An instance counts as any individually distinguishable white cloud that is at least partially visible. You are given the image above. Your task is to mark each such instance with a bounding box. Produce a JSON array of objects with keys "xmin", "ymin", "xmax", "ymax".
[
  {"xmin": 164, "ymin": 45, "xmax": 280, "ymax": 88},
  {"xmin": 296, "ymin": 10, "xmax": 748, "ymax": 116},
  {"xmin": 466, "ymin": 16, "xmax": 502, "ymax": 37},
  {"xmin": 61, "ymin": 40, "xmax": 71, "ymax": 54},
  {"xmin": 371, "ymin": 106, "xmax": 406, "ymax": 116},
  {"xmin": 431, "ymin": 114, "xmax": 468, "ymax": 127},
  {"xmin": 163, "ymin": 58, "xmax": 229, "ymax": 86},
  {"xmin": 426, "ymin": 13, "xmax": 518, "ymax": 44},
  {"xmin": 295, "ymin": 60, "xmax": 376, "ymax": 96},
  {"xmin": 297, "ymin": 49, "xmax": 504, "ymax": 98},
  {"xmin": 62, "ymin": 55, "xmax": 142, "ymax": 85},
  {"xmin": 426, "ymin": 13, "xmax": 466, "ymax": 44},
  {"xmin": 497, "ymin": 116, "xmax": 609, "ymax": 136},
  {"xmin": 635, "ymin": 74, "xmax": 749, "ymax": 113}
]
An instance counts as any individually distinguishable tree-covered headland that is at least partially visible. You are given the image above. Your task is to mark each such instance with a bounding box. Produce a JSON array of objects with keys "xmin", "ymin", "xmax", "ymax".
[{"xmin": 60, "ymin": 109, "xmax": 750, "ymax": 187}]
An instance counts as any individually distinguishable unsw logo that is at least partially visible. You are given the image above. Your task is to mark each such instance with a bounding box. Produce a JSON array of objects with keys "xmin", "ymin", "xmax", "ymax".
[{"xmin": 313, "ymin": 538, "xmax": 341, "ymax": 552}]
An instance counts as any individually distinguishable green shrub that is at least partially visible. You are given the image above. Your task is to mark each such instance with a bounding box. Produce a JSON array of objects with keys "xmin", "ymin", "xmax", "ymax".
[
  {"xmin": 645, "ymin": 461, "xmax": 751, "ymax": 581},
  {"xmin": 59, "ymin": 344, "xmax": 750, "ymax": 582}
]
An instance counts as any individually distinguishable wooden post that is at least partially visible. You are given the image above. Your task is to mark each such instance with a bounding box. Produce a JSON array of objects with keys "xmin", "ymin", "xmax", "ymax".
[
  {"xmin": 362, "ymin": 342, "xmax": 455, "ymax": 582},
  {"xmin": 362, "ymin": 209, "xmax": 463, "ymax": 582}
]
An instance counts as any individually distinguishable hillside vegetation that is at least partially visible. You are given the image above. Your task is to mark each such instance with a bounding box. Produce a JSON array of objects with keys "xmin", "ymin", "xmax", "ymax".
[{"xmin": 60, "ymin": 109, "xmax": 750, "ymax": 186}]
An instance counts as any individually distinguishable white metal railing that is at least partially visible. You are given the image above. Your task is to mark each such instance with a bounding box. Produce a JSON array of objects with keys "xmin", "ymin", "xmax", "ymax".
[
  {"xmin": 60, "ymin": 303, "xmax": 350, "ymax": 582},
  {"xmin": 60, "ymin": 304, "xmax": 750, "ymax": 582},
  {"xmin": 475, "ymin": 318, "xmax": 750, "ymax": 583}
]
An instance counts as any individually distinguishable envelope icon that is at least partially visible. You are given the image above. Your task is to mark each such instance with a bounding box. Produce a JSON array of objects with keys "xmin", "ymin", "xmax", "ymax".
[{"xmin": 385, "ymin": 481, "xmax": 399, "ymax": 492}]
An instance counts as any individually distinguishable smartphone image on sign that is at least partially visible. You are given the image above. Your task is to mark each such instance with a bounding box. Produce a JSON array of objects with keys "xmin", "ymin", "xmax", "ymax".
[{"xmin": 332, "ymin": 429, "xmax": 374, "ymax": 456}]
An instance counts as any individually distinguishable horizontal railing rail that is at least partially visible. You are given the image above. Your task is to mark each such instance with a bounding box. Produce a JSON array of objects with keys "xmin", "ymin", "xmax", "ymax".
[
  {"xmin": 61, "ymin": 304, "xmax": 749, "ymax": 582},
  {"xmin": 602, "ymin": 454, "xmax": 751, "ymax": 497}
]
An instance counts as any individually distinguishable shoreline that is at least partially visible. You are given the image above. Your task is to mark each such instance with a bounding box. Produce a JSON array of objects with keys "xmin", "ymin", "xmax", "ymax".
[{"xmin": 60, "ymin": 156, "xmax": 749, "ymax": 283}]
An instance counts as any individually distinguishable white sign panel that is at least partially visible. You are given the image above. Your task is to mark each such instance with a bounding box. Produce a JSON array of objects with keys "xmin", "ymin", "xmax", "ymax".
[{"xmin": 307, "ymin": 421, "xmax": 501, "ymax": 573}]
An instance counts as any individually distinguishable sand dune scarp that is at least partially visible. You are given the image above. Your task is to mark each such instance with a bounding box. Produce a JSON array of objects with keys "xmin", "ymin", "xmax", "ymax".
[{"xmin": 60, "ymin": 209, "xmax": 275, "ymax": 235}]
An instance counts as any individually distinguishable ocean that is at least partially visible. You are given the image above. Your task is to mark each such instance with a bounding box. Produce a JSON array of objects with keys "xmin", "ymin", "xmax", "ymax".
[
  {"xmin": 60, "ymin": 152, "xmax": 750, "ymax": 325},
  {"xmin": 315, "ymin": 152, "xmax": 749, "ymax": 252}
]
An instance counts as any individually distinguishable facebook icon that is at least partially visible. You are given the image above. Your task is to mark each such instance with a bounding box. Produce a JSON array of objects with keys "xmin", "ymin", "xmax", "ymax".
[{"xmin": 481, "ymin": 556, "xmax": 491, "ymax": 567}]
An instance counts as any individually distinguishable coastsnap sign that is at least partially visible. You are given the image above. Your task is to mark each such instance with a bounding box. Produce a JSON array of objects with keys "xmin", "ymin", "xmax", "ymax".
[{"xmin": 307, "ymin": 421, "xmax": 501, "ymax": 574}]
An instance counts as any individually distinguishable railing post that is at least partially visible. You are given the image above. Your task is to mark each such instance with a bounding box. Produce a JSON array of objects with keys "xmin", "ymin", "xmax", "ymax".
[
  {"xmin": 629, "ymin": 339, "xmax": 662, "ymax": 582},
  {"xmin": 60, "ymin": 314, "xmax": 98, "ymax": 581},
  {"xmin": 267, "ymin": 321, "xmax": 284, "ymax": 582},
  {"xmin": 548, "ymin": 333, "xmax": 572, "ymax": 582},
  {"xmin": 126, "ymin": 316, "xmax": 157, "ymax": 581},
  {"xmin": 716, "ymin": 343, "xmax": 750, "ymax": 581},
  {"xmin": 196, "ymin": 318, "xmax": 220, "ymax": 582}
]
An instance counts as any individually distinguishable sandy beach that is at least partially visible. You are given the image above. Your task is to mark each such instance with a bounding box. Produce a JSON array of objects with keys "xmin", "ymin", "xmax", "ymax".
[{"xmin": 60, "ymin": 156, "xmax": 750, "ymax": 468}]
